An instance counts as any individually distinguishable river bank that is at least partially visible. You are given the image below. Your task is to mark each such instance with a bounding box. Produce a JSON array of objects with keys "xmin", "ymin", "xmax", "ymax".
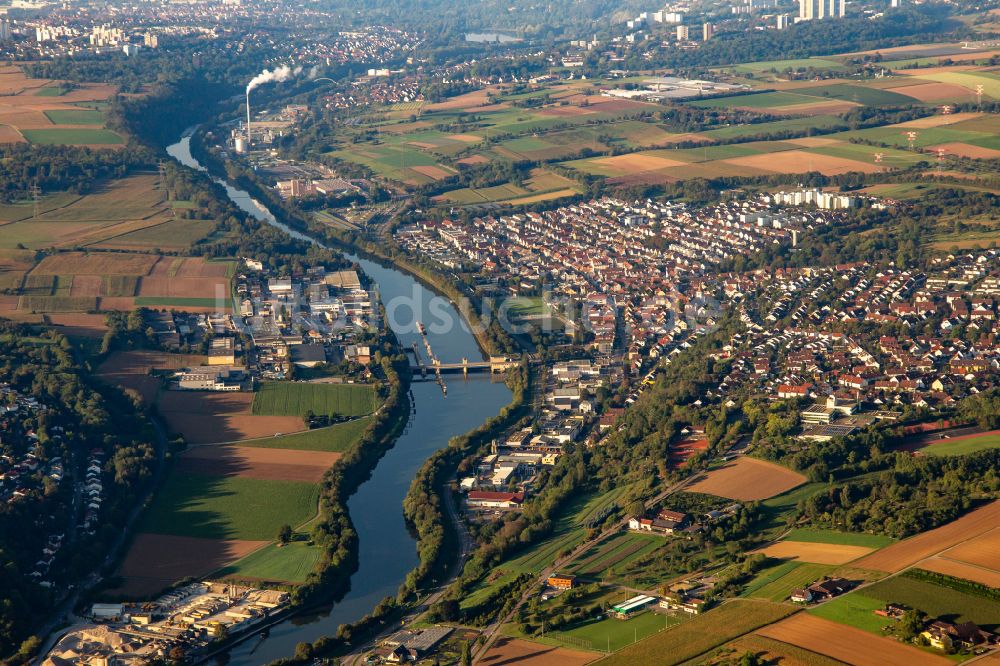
[{"xmin": 166, "ymin": 133, "xmax": 514, "ymax": 665}]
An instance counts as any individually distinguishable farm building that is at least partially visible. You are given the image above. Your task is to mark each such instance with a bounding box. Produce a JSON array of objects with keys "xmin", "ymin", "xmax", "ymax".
[
  {"xmin": 610, "ymin": 595, "xmax": 657, "ymax": 620},
  {"xmin": 547, "ymin": 573, "xmax": 577, "ymax": 590}
]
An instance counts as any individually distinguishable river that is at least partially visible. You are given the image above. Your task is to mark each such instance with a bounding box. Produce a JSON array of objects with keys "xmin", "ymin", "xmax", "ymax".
[{"xmin": 166, "ymin": 134, "xmax": 511, "ymax": 664}]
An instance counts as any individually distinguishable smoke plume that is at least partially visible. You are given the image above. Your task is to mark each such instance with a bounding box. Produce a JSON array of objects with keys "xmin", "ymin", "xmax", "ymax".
[{"xmin": 246, "ymin": 65, "xmax": 303, "ymax": 93}]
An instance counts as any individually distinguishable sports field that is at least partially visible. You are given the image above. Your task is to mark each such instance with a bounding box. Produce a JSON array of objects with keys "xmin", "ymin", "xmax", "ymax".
[
  {"xmin": 251, "ymin": 381, "xmax": 378, "ymax": 418},
  {"xmin": 140, "ymin": 473, "xmax": 319, "ymax": 541}
]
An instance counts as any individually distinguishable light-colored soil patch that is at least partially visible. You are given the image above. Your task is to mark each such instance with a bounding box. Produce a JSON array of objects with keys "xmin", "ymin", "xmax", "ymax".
[
  {"xmin": 114, "ymin": 533, "xmax": 267, "ymax": 598},
  {"xmin": 757, "ymin": 614, "xmax": 952, "ymax": 666},
  {"xmin": 594, "ymin": 153, "xmax": 688, "ymax": 173},
  {"xmin": 722, "ymin": 150, "xmax": 879, "ymax": 175},
  {"xmin": 897, "ymin": 111, "xmax": 982, "ymax": 128},
  {"xmin": 450, "ymin": 133, "xmax": 482, "ymax": 142},
  {"xmin": 786, "ymin": 137, "xmax": 843, "ymax": 147},
  {"xmin": 762, "ymin": 101, "xmax": 858, "ymax": 116},
  {"xmin": 0, "ymin": 295, "xmax": 20, "ymax": 312},
  {"xmin": 158, "ymin": 391, "xmax": 305, "ymax": 444},
  {"xmin": 918, "ymin": 558, "xmax": 1000, "ymax": 587},
  {"xmin": 480, "ymin": 637, "xmax": 596, "ymax": 666},
  {"xmin": 457, "ymin": 155, "xmax": 491, "ymax": 166},
  {"xmin": 409, "ymin": 164, "xmax": 453, "ymax": 180},
  {"xmin": 754, "ymin": 541, "xmax": 874, "ymax": 565},
  {"xmin": 0, "ymin": 124, "xmax": 24, "ymax": 143},
  {"xmin": 504, "ymin": 189, "xmax": 580, "ymax": 205},
  {"xmin": 929, "ymin": 141, "xmax": 1000, "ymax": 159},
  {"xmin": 424, "ymin": 87, "xmax": 496, "ymax": 111},
  {"xmin": 177, "ymin": 445, "xmax": 340, "ymax": 483},
  {"xmin": 853, "ymin": 500, "xmax": 1000, "ymax": 572},
  {"xmin": 688, "ymin": 457, "xmax": 806, "ymax": 501},
  {"xmin": 895, "ymin": 81, "xmax": 977, "ymax": 102}
]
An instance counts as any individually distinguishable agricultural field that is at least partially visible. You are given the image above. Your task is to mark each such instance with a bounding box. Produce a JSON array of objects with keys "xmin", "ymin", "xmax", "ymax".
[
  {"xmin": 97, "ymin": 350, "xmax": 206, "ymax": 403},
  {"xmin": 687, "ymin": 457, "xmax": 806, "ymax": 501},
  {"xmin": 480, "ymin": 637, "xmax": 596, "ymax": 666},
  {"xmin": 214, "ymin": 540, "xmax": 323, "ymax": 585},
  {"xmin": 782, "ymin": 528, "xmax": 896, "ymax": 548},
  {"xmin": 755, "ymin": 540, "xmax": 877, "ymax": 565},
  {"xmin": 563, "ymin": 533, "xmax": 664, "ymax": 580},
  {"xmin": 595, "ymin": 600, "xmax": 796, "ymax": 666},
  {"xmin": 113, "ymin": 534, "xmax": 267, "ymax": 598},
  {"xmin": 0, "ymin": 66, "xmax": 121, "ymax": 146},
  {"xmin": 158, "ymin": 391, "xmax": 306, "ymax": 444},
  {"xmin": 175, "ymin": 445, "xmax": 341, "ymax": 483},
  {"xmin": 251, "ymin": 381, "xmax": 378, "ymax": 418},
  {"xmin": 757, "ymin": 613, "xmax": 952, "ymax": 666},
  {"xmin": 905, "ymin": 431, "xmax": 1000, "ymax": 457},
  {"xmin": 917, "ymin": 527, "xmax": 1000, "ymax": 587},
  {"xmin": 703, "ymin": 634, "xmax": 845, "ymax": 666},
  {"xmin": 863, "ymin": 572, "xmax": 1000, "ymax": 630},
  {"xmin": 853, "ymin": 500, "xmax": 1000, "ymax": 573},
  {"xmin": 547, "ymin": 610, "xmax": 679, "ymax": 654},
  {"xmin": 743, "ymin": 561, "xmax": 835, "ymax": 603},
  {"xmin": 139, "ymin": 474, "xmax": 319, "ymax": 541},
  {"xmin": 237, "ymin": 416, "xmax": 373, "ymax": 452}
]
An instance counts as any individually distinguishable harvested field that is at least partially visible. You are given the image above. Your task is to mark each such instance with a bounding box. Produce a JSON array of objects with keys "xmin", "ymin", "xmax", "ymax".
[
  {"xmin": 764, "ymin": 101, "xmax": 859, "ymax": 116},
  {"xmin": 897, "ymin": 111, "xmax": 983, "ymax": 128},
  {"xmin": 929, "ymin": 141, "xmax": 1000, "ymax": 159},
  {"xmin": 852, "ymin": 500, "xmax": 1000, "ymax": 572},
  {"xmin": 721, "ymin": 150, "xmax": 879, "ymax": 175},
  {"xmin": 757, "ymin": 613, "xmax": 952, "ymax": 666},
  {"xmin": 754, "ymin": 541, "xmax": 874, "ymax": 565},
  {"xmin": 115, "ymin": 533, "xmax": 267, "ymax": 598},
  {"xmin": 158, "ymin": 391, "xmax": 306, "ymax": 444},
  {"xmin": 918, "ymin": 558, "xmax": 1000, "ymax": 588},
  {"xmin": 69, "ymin": 275, "xmax": 102, "ymax": 297},
  {"xmin": 593, "ymin": 153, "xmax": 687, "ymax": 173},
  {"xmin": 0, "ymin": 295, "xmax": 19, "ymax": 312},
  {"xmin": 45, "ymin": 313, "xmax": 108, "ymax": 337},
  {"xmin": 0, "ymin": 125, "xmax": 24, "ymax": 143},
  {"xmin": 786, "ymin": 137, "xmax": 842, "ymax": 147},
  {"xmin": 32, "ymin": 252, "xmax": 158, "ymax": 276},
  {"xmin": 137, "ymin": 276, "xmax": 230, "ymax": 300},
  {"xmin": 937, "ymin": 527, "xmax": 1000, "ymax": 571},
  {"xmin": 409, "ymin": 165, "xmax": 453, "ymax": 179},
  {"xmin": 687, "ymin": 457, "xmax": 806, "ymax": 501},
  {"xmin": 99, "ymin": 349, "xmax": 204, "ymax": 374},
  {"xmin": 720, "ymin": 635, "xmax": 844, "ymax": 666},
  {"xmin": 424, "ymin": 87, "xmax": 495, "ymax": 111},
  {"xmin": 176, "ymin": 445, "xmax": 341, "ymax": 483},
  {"xmin": 896, "ymin": 82, "xmax": 977, "ymax": 102},
  {"xmin": 480, "ymin": 638, "xmax": 596, "ymax": 666},
  {"xmin": 457, "ymin": 155, "xmax": 490, "ymax": 166}
]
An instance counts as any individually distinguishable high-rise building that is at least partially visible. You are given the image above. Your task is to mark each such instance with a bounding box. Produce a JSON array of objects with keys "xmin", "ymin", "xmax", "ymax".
[
  {"xmin": 702, "ymin": 22, "xmax": 714, "ymax": 40},
  {"xmin": 676, "ymin": 25, "xmax": 689, "ymax": 40},
  {"xmin": 0, "ymin": 20, "xmax": 11, "ymax": 40},
  {"xmin": 798, "ymin": 0, "xmax": 844, "ymax": 19},
  {"xmin": 776, "ymin": 14, "xmax": 789, "ymax": 29}
]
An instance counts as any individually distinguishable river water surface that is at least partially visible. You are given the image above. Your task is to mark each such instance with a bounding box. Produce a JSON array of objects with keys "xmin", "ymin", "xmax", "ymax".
[{"xmin": 166, "ymin": 135, "xmax": 511, "ymax": 664}]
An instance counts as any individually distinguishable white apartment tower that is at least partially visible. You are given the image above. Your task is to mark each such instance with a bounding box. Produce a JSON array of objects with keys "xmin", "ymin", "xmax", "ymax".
[{"xmin": 799, "ymin": 0, "xmax": 845, "ymax": 18}]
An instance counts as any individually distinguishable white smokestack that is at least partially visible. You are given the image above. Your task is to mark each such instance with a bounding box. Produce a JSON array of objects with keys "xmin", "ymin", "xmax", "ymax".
[{"xmin": 244, "ymin": 65, "xmax": 303, "ymax": 149}]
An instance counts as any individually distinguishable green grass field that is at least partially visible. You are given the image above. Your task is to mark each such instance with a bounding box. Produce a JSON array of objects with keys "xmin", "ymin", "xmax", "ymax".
[
  {"xmin": 863, "ymin": 574, "xmax": 1000, "ymax": 630},
  {"xmin": 503, "ymin": 296, "xmax": 551, "ymax": 318},
  {"xmin": 794, "ymin": 83, "xmax": 916, "ymax": 106},
  {"xmin": 252, "ymin": 382, "xmax": 378, "ymax": 418},
  {"xmin": 554, "ymin": 611, "xmax": 678, "ymax": 653},
  {"xmin": 917, "ymin": 432, "xmax": 1000, "ymax": 457},
  {"xmin": 35, "ymin": 86, "xmax": 70, "ymax": 97},
  {"xmin": 688, "ymin": 91, "xmax": 821, "ymax": 109},
  {"xmin": 596, "ymin": 600, "xmax": 797, "ymax": 665},
  {"xmin": 701, "ymin": 115, "xmax": 843, "ymax": 140},
  {"xmin": 215, "ymin": 541, "xmax": 322, "ymax": 583},
  {"xmin": 914, "ymin": 71, "xmax": 1000, "ymax": 99},
  {"xmin": 807, "ymin": 592, "xmax": 889, "ymax": 634},
  {"xmin": 238, "ymin": 416, "xmax": 372, "ymax": 452},
  {"xmin": 140, "ymin": 473, "xmax": 319, "ymax": 541},
  {"xmin": 22, "ymin": 128, "xmax": 123, "ymax": 145},
  {"xmin": 748, "ymin": 562, "xmax": 835, "ymax": 602},
  {"xmin": 43, "ymin": 109, "xmax": 105, "ymax": 125},
  {"xmin": 784, "ymin": 528, "xmax": 896, "ymax": 548},
  {"xmin": 133, "ymin": 296, "xmax": 223, "ymax": 308}
]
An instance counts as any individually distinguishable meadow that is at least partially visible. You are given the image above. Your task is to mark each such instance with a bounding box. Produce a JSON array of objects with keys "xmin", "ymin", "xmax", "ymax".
[
  {"xmin": 215, "ymin": 540, "xmax": 323, "ymax": 584},
  {"xmin": 251, "ymin": 382, "xmax": 378, "ymax": 418},
  {"xmin": 139, "ymin": 473, "xmax": 319, "ymax": 541},
  {"xmin": 238, "ymin": 416, "xmax": 373, "ymax": 452},
  {"xmin": 22, "ymin": 128, "xmax": 123, "ymax": 145}
]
